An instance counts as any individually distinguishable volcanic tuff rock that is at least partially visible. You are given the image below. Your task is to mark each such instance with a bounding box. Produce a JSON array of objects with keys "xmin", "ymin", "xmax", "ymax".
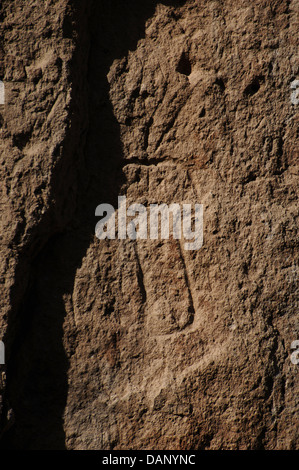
[{"xmin": 0, "ymin": 0, "xmax": 298, "ymax": 450}]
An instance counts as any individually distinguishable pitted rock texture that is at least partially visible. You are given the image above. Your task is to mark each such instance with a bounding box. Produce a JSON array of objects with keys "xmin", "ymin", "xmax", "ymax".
[{"xmin": 0, "ymin": 0, "xmax": 298, "ymax": 450}]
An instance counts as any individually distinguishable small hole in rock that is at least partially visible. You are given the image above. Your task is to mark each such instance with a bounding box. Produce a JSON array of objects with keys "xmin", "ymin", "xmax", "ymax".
[
  {"xmin": 141, "ymin": 89, "xmax": 149, "ymax": 98},
  {"xmin": 13, "ymin": 130, "xmax": 32, "ymax": 150},
  {"xmin": 215, "ymin": 77, "xmax": 225, "ymax": 91},
  {"xmin": 176, "ymin": 52, "xmax": 192, "ymax": 76},
  {"xmin": 244, "ymin": 77, "xmax": 263, "ymax": 96}
]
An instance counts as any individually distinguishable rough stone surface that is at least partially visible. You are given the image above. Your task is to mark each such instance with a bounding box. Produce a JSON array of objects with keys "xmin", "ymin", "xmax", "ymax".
[{"xmin": 0, "ymin": 0, "xmax": 298, "ymax": 450}]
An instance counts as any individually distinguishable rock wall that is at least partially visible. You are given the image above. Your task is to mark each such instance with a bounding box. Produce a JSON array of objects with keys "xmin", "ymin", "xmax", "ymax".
[{"xmin": 0, "ymin": 0, "xmax": 298, "ymax": 450}]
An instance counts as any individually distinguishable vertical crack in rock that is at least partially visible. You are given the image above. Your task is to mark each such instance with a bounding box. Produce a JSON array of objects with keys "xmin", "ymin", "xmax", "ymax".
[{"xmin": 133, "ymin": 242, "xmax": 147, "ymax": 307}]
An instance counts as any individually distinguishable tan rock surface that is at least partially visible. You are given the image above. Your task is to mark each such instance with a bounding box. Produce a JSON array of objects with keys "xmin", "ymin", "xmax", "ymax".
[{"xmin": 0, "ymin": 0, "xmax": 298, "ymax": 449}]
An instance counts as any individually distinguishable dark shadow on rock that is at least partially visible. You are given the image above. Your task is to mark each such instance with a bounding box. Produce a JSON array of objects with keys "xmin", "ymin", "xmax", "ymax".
[{"xmin": 0, "ymin": 0, "xmax": 185, "ymax": 450}]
